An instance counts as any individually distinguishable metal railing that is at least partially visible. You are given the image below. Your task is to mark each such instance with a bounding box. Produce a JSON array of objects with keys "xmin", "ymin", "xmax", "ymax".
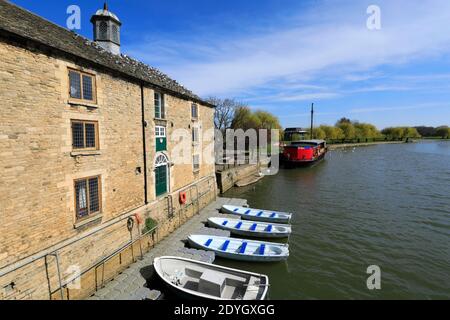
[{"xmin": 0, "ymin": 174, "xmax": 217, "ymax": 300}]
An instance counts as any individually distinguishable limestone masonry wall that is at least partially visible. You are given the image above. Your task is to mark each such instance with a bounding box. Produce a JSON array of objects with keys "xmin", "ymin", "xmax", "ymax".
[{"xmin": 0, "ymin": 38, "xmax": 216, "ymax": 300}]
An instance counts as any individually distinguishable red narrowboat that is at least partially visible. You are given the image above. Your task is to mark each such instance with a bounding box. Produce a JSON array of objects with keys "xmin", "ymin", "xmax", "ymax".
[{"xmin": 281, "ymin": 128, "xmax": 327, "ymax": 165}]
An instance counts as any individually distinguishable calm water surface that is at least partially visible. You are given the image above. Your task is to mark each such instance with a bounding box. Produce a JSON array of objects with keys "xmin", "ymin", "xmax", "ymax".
[{"xmin": 221, "ymin": 141, "xmax": 450, "ymax": 299}]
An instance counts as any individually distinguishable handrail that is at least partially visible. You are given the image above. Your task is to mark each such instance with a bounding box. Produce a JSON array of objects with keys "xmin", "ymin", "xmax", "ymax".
[
  {"xmin": 0, "ymin": 174, "xmax": 216, "ymax": 302},
  {"xmin": 0, "ymin": 174, "xmax": 216, "ymax": 278},
  {"xmin": 49, "ymin": 225, "xmax": 159, "ymax": 295},
  {"xmin": 0, "ymin": 204, "xmax": 143, "ymax": 277}
]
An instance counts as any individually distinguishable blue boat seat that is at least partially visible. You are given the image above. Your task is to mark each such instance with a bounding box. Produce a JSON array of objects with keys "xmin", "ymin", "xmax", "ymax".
[
  {"xmin": 258, "ymin": 244, "xmax": 266, "ymax": 255},
  {"xmin": 204, "ymin": 239, "xmax": 213, "ymax": 247},
  {"xmin": 221, "ymin": 240, "xmax": 230, "ymax": 251},
  {"xmin": 222, "ymin": 220, "xmax": 228, "ymax": 226},
  {"xmin": 233, "ymin": 208, "xmax": 239, "ymax": 212},
  {"xmin": 239, "ymin": 242, "xmax": 247, "ymax": 254},
  {"xmin": 257, "ymin": 211, "xmax": 264, "ymax": 217},
  {"xmin": 270, "ymin": 212, "xmax": 277, "ymax": 218},
  {"xmin": 245, "ymin": 209, "xmax": 251, "ymax": 215},
  {"xmin": 265, "ymin": 225, "xmax": 273, "ymax": 232},
  {"xmin": 250, "ymin": 223, "xmax": 257, "ymax": 231},
  {"xmin": 235, "ymin": 222, "xmax": 243, "ymax": 229}
]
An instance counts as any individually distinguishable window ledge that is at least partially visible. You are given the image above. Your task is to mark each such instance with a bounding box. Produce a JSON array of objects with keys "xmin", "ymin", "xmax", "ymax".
[
  {"xmin": 74, "ymin": 214, "xmax": 102, "ymax": 229},
  {"xmin": 193, "ymin": 169, "xmax": 200, "ymax": 173},
  {"xmin": 192, "ymin": 142, "xmax": 200, "ymax": 146},
  {"xmin": 71, "ymin": 150, "xmax": 101, "ymax": 157},
  {"xmin": 191, "ymin": 118, "xmax": 199, "ymax": 122},
  {"xmin": 68, "ymin": 100, "xmax": 98, "ymax": 109},
  {"xmin": 154, "ymin": 118, "xmax": 167, "ymax": 122},
  {"xmin": 155, "ymin": 193, "xmax": 168, "ymax": 200}
]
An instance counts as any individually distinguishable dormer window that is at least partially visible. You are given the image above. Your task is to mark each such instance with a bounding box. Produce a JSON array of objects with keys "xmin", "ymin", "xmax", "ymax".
[
  {"xmin": 69, "ymin": 69, "xmax": 96, "ymax": 103},
  {"xmin": 154, "ymin": 92, "xmax": 165, "ymax": 119}
]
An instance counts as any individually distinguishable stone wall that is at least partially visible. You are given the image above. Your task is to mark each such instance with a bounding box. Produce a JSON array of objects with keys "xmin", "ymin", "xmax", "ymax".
[
  {"xmin": 216, "ymin": 164, "xmax": 261, "ymax": 193},
  {"xmin": 0, "ymin": 38, "xmax": 216, "ymax": 300}
]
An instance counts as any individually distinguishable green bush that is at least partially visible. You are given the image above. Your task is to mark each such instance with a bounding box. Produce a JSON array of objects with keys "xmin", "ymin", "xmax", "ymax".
[{"xmin": 142, "ymin": 217, "xmax": 158, "ymax": 234}]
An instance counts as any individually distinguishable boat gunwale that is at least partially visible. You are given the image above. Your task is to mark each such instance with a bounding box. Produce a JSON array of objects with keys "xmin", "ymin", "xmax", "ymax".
[
  {"xmin": 221, "ymin": 205, "xmax": 292, "ymax": 220},
  {"xmin": 188, "ymin": 235, "xmax": 289, "ymax": 258},
  {"xmin": 208, "ymin": 217, "xmax": 292, "ymax": 233},
  {"xmin": 153, "ymin": 256, "xmax": 269, "ymax": 300}
]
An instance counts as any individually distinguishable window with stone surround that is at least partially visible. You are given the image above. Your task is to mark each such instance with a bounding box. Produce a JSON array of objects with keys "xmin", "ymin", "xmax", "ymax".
[
  {"xmin": 154, "ymin": 92, "xmax": 165, "ymax": 119},
  {"xmin": 191, "ymin": 103, "xmax": 198, "ymax": 120},
  {"xmin": 71, "ymin": 120, "xmax": 99, "ymax": 150},
  {"xmin": 192, "ymin": 126, "xmax": 199, "ymax": 143},
  {"xmin": 193, "ymin": 154, "xmax": 200, "ymax": 172},
  {"xmin": 69, "ymin": 69, "xmax": 96, "ymax": 103},
  {"xmin": 74, "ymin": 176, "xmax": 101, "ymax": 220}
]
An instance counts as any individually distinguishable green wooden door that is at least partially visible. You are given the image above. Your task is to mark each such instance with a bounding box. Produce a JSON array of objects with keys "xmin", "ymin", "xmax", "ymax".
[
  {"xmin": 155, "ymin": 165, "xmax": 167, "ymax": 197},
  {"xmin": 156, "ymin": 126, "xmax": 167, "ymax": 152},
  {"xmin": 156, "ymin": 137, "xmax": 167, "ymax": 152}
]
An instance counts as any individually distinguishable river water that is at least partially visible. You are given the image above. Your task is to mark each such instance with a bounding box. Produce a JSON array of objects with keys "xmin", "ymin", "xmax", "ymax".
[{"xmin": 221, "ymin": 141, "xmax": 450, "ymax": 299}]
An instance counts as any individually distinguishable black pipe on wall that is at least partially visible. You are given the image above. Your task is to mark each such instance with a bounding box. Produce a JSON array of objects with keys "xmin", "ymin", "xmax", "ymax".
[{"xmin": 140, "ymin": 84, "xmax": 148, "ymax": 204}]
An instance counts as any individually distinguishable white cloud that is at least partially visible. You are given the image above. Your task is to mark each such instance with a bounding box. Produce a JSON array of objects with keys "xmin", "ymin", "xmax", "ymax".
[
  {"xmin": 245, "ymin": 91, "xmax": 340, "ymax": 103},
  {"xmin": 127, "ymin": 0, "xmax": 450, "ymax": 103},
  {"xmin": 349, "ymin": 103, "xmax": 450, "ymax": 114}
]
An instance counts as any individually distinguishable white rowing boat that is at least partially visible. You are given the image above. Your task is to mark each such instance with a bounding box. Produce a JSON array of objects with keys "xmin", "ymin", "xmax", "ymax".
[
  {"xmin": 153, "ymin": 256, "xmax": 269, "ymax": 300},
  {"xmin": 208, "ymin": 217, "xmax": 292, "ymax": 238},
  {"xmin": 221, "ymin": 205, "xmax": 292, "ymax": 223},
  {"xmin": 188, "ymin": 235, "xmax": 289, "ymax": 262}
]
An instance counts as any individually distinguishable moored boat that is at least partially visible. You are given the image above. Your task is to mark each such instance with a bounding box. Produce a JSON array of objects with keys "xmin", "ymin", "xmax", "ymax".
[
  {"xmin": 208, "ymin": 217, "xmax": 292, "ymax": 238},
  {"xmin": 153, "ymin": 256, "xmax": 269, "ymax": 300},
  {"xmin": 188, "ymin": 235, "xmax": 289, "ymax": 262},
  {"xmin": 282, "ymin": 139, "xmax": 327, "ymax": 165},
  {"xmin": 221, "ymin": 204, "xmax": 292, "ymax": 223}
]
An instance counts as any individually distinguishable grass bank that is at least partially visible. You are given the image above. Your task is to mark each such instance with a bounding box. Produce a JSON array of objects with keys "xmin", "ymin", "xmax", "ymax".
[{"xmin": 328, "ymin": 140, "xmax": 406, "ymax": 150}]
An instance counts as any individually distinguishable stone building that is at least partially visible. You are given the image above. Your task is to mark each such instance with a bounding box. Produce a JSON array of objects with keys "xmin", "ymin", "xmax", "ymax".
[{"xmin": 0, "ymin": 1, "xmax": 216, "ymax": 299}]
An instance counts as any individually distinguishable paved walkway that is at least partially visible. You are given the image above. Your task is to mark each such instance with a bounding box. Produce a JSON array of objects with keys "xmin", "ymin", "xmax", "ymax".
[{"xmin": 87, "ymin": 197, "xmax": 247, "ymax": 300}]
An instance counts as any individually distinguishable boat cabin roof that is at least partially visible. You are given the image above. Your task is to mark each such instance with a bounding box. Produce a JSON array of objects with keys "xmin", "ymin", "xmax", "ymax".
[
  {"xmin": 284, "ymin": 128, "xmax": 307, "ymax": 133},
  {"xmin": 291, "ymin": 139, "xmax": 326, "ymax": 146}
]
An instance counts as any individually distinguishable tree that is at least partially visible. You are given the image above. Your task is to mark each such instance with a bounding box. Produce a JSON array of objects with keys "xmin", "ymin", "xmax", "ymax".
[
  {"xmin": 415, "ymin": 126, "xmax": 436, "ymax": 137},
  {"xmin": 382, "ymin": 127, "xmax": 420, "ymax": 139},
  {"xmin": 436, "ymin": 126, "xmax": 450, "ymax": 138},
  {"xmin": 312, "ymin": 127, "xmax": 326, "ymax": 140},
  {"xmin": 337, "ymin": 122, "xmax": 356, "ymax": 139},
  {"xmin": 354, "ymin": 122, "xmax": 381, "ymax": 139},
  {"xmin": 231, "ymin": 106, "xmax": 261, "ymax": 131},
  {"xmin": 319, "ymin": 125, "xmax": 334, "ymax": 139},
  {"xmin": 403, "ymin": 127, "xmax": 421, "ymax": 138},
  {"xmin": 319, "ymin": 125, "xmax": 344, "ymax": 140},
  {"xmin": 336, "ymin": 117, "xmax": 352, "ymax": 126},
  {"xmin": 253, "ymin": 110, "xmax": 281, "ymax": 130},
  {"xmin": 207, "ymin": 97, "xmax": 247, "ymax": 132}
]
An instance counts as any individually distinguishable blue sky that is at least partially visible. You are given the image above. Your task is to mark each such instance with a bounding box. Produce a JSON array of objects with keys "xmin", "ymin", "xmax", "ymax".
[{"xmin": 11, "ymin": 0, "xmax": 450, "ymax": 129}]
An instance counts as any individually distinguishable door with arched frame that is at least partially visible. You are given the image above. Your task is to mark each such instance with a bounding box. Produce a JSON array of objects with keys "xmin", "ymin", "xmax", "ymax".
[{"xmin": 154, "ymin": 153, "xmax": 169, "ymax": 197}]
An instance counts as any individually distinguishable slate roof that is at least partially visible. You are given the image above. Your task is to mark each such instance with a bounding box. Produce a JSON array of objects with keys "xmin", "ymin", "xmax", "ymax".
[{"xmin": 0, "ymin": 0, "xmax": 214, "ymax": 107}]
